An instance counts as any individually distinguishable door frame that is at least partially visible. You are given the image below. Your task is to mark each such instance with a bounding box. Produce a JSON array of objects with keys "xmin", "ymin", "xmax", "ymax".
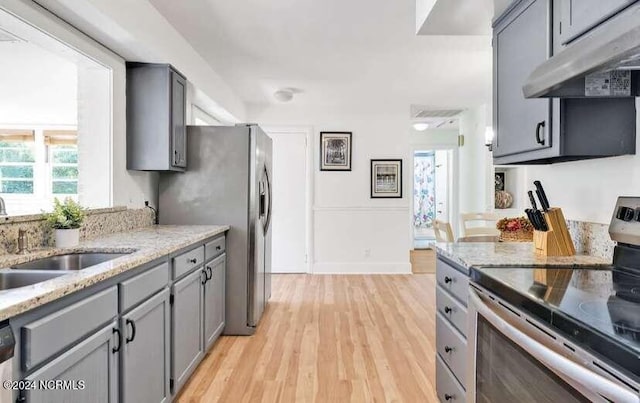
[
  {"xmin": 262, "ymin": 125, "xmax": 313, "ymax": 274},
  {"xmin": 409, "ymin": 144, "xmax": 459, "ymax": 244}
]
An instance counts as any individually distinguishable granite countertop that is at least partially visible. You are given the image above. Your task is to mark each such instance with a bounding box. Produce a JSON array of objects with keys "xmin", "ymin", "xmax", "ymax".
[
  {"xmin": 435, "ymin": 242, "xmax": 611, "ymax": 270},
  {"xmin": 0, "ymin": 225, "xmax": 229, "ymax": 321}
]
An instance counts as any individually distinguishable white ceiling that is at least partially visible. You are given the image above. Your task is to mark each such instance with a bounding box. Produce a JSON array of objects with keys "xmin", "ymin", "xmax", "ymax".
[
  {"xmin": 417, "ymin": 0, "xmax": 494, "ymax": 35},
  {"xmin": 149, "ymin": 0, "xmax": 493, "ymax": 111}
]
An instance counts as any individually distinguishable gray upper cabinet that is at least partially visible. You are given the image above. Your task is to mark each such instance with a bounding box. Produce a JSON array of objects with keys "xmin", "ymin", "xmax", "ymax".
[
  {"xmin": 493, "ymin": 0, "xmax": 636, "ymax": 164},
  {"xmin": 24, "ymin": 322, "xmax": 119, "ymax": 403},
  {"xmin": 203, "ymin": 254, "xmax": 226, "ymax": 350},
  {"xmin": 171, "ymin": 267, "xmax": 204, "ymax": 394},
  {"xmin": 120, "ymin": 289, "xmax": 170, "ymax": 403},
  {"xmin": 493, "ymin": 0, "xmax": 551, "ymax": 159},
  {"xmin": 556, "ymin": 0, "xmax": 637, "ymax": 45},
  {"xmin": 126, "ymin": 63, "xmax": 187, "ymax": 172}
]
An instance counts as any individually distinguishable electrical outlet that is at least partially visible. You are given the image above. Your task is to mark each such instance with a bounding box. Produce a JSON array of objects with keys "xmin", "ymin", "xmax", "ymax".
[{"xmin": 364, "ymin": 249, "xmax": 371, "ymax": 257}]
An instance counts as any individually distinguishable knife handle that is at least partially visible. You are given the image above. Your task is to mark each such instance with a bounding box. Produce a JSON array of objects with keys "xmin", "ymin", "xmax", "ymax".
[
  {"xmin": 534, "ymin": 181, "xmax": 551, "ymax": 211},
  {"xmin": 527, "ymin": 191, "xmax": 538, "ymax": 210},
  {"xmin": 535, "ymin": 189, "xmax": 549, "ymax": 212}
]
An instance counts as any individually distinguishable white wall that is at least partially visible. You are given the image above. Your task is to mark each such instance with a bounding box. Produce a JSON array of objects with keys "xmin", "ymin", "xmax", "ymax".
[
  {"xmin": 458, "ymin": 104, "xmax": 494, "ymax": 234},
  {"xmin": 34, "ymin": 0, "xmax": 246, "ymax": 123},
  {"xmin": 77, "ymin": 59, "xmax": 111, "ymax": 208},
  {"xmin": 250, "ymin": 103, "xmax": 413, "ymax": 274},
  {"xmin": 524, "ymin": 99, "xmax": 640, "ymax": 224},
  {"xmin": 0, "ymin": 43, "xmax": 77, "ymax": 125}
]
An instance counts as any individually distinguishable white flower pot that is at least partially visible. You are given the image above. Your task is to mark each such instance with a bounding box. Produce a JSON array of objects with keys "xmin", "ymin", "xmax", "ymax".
[{"xmin": 55, "ymin": 228, "xmax": 80, "ymax": 248}]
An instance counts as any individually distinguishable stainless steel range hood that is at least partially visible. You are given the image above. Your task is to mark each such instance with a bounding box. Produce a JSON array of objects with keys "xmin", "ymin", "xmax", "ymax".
[{"xmin": 523, "ymin": 3, "xmax": 640, "ymax": 98}]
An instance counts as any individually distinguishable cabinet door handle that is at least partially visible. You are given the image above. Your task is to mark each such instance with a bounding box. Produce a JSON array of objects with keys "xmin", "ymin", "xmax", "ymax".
[
  {"xmin": 216, "ymin": 245, "xmax": 222, "ymax": 251},
  {"xmin": 444, "ymin": 276, "xmax": 452, "ymax": 284},
  {"xmin": 444, "ymin": 306, "xmax": 452, "ymax": 314},
  {"xmin": 174, "ymin": 150, "xmax": 179, "ymax": 164},
  {"xmin": 444, "ymin": 345, "xmax": 453, "ymax": 353},
  {"xmin": 201, "ymin": 269, "xmax": 208, "ymax": 285},
  {"xmin": 125, "ymin": 319, "xmax": 136, "ymax": 343},
  {"xmin": 112, "ymin": 328, "xmax": 122, "ymax": 353},
  {"xmin": 444, "ymin": 394, "xmax": 453, "ymax": 401},
  {"xmin": 188, "ymin": 258, "xmax": 198, "ymax": 264},
  {"xmin": 535, "ymin": 121, "xmax": 546, "ymax": 145},
  {"xmin": 206, "ymin": 266, "xmax": 213, "ymax": 280}
]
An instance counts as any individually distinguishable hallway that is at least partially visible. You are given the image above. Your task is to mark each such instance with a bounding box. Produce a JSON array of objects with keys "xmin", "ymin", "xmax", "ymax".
[{"xmin": 178, "ymin": 274, "xmax": 438, "ymax": 402}]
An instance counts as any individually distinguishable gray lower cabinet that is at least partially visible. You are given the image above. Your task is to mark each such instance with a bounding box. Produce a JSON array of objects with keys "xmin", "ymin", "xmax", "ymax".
[
  {"xmin": 171, "ymin": 268, "xmax": 204, "ymax": 394},
  {"xmin": 24, "ymin": 322, "xmax": 119, "ymax": 403},
  {"xmin": 203, "ymin": 254, "xmax": 225, "ymax": 350},
  {"xmin": 13, "ymin": 235, "xmax": 226, "ymax": 403},
  {"xmin": 435, "ymin": 256, "xmax": 468, "ymax": 401},
  {"xmin": 121, "ymin": 288, "xmax": 170, "ymax": 403}
]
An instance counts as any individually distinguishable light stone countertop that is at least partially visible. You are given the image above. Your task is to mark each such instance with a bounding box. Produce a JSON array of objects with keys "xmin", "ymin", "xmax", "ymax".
[
  {"xmin": 0, "ymin": 225, "xmax": 229, "ymax": 321},
  {"xmin": 435, "ymin": 242, "xmax": 611, "ymax": 272}
]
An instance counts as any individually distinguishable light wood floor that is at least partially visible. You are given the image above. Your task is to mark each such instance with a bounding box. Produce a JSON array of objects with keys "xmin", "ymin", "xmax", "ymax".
[{"xmin": 177, "ymin": 274, "xmax": 438, "ymax": 403}]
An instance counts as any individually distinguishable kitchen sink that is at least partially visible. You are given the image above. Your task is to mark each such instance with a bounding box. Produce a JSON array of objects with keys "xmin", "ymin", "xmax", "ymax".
[
  {"xmin": 12, "ymin": 253, "xmax": 130, "ymax": 271},
  {"xmin": 0, "ymin": 271, "xmax": 66, "ymax": 290}
]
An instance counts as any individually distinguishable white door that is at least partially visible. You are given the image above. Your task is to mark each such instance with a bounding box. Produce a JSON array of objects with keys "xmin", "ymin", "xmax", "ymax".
[{"xmin": 268, "ymin": 131, "xmax": 307, "ymax": 273}]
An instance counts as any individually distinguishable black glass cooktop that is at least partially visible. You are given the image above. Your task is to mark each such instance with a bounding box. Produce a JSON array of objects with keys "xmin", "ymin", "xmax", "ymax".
[{"xmin": 470, "ymin": 265, "xmax": 640, "ymax": 382}]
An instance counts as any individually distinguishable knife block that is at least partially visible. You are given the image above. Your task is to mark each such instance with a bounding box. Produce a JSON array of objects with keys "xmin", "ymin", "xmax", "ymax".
[{"xmin": 533, "ymin": 208, "xmax": 576, "ymax": 257}]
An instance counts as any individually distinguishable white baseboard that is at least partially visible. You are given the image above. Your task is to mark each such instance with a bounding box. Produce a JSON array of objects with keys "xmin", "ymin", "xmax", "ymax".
[
  {"xmin": 312, "ymin": 262, "xmax": 412, "ymax": 274},
  {"xmin": 272, "ymin": 266, "xmax": 307, "ymax": 274}
]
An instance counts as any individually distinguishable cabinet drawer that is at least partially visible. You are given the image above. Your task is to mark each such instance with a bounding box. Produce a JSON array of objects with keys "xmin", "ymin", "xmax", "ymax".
[
  {"xmin": 119, "ymin": 262, "xmax": 169, "ymax": 312},
  {"xmin": 436, "ymin": 354, "xmax": 466, "ymax": 402},
  {"xmin": 436, "ymin": 312, "xmax": 467, "ymax": 386},
  {"xmin": 436, "ymin": 259, "xmax": 468, "ymax": 306},
  {"xmin": 22, "ymin": 286, "xmax": 118, "ymax": 371},
  {"xmin": 172, "ymin": 246, "xmax": 204, "ymax": 279},
  {"xmin": 436, "ymin": 285, "xmax": 468, "ymax": 337},
  {"xmin": 205, "ymin": 236, "xmax": 225, "ymax": 261}
]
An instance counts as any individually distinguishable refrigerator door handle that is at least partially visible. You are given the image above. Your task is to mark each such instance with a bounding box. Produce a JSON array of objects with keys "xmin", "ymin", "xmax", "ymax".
[{"xmin": 264, "ymin": 166, "xmax": 272, "ymax": 232}]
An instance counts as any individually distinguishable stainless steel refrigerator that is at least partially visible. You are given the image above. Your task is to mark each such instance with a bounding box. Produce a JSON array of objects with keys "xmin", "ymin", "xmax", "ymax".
[{"xmin": 158, "ymin": 124, "xmax": 272, "ymax": 336}]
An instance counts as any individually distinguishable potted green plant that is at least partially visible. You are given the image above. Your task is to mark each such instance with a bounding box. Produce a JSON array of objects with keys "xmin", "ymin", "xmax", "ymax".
[{"xmin": 44, "ymin": 198, "xmax": 86, "ymax": 247}]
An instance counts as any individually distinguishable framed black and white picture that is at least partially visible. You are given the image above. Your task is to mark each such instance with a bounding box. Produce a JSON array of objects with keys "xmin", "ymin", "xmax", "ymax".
[
  {"xmin": 370, "ymin": 159, "xmax": 402, "ymax": 198},
  {"xmin": 320, "ymin": 131, "xmax": 352, "ymax": 171}
]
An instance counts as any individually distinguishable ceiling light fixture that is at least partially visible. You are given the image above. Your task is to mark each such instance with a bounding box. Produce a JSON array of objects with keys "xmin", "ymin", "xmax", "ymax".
[
  {"xmin": 412, "ymin": 122, "xmax": 430, "ymax": 131},
  {"xmin": 273, "ymin": 89, "xmax": 294, "ymax": 102}
]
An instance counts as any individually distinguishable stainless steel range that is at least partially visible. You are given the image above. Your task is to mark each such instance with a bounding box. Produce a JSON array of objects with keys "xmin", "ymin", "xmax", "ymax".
[{"xmin": 467, "ymin": 197, "xmax": 640, "ymax": 402}]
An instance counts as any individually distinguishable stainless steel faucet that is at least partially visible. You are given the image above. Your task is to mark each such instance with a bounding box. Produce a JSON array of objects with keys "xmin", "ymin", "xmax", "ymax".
[
  {"xmin": 17, "ymin": 229, "xmax": 28, "ymax": 255},
  {"xmin": 0, "ymin": 197, "xmax": 6, "ymax": 216}
]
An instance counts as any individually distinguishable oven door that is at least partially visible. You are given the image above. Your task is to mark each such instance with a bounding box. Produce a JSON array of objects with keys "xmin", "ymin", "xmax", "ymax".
[{"xmin": 467, "ymin": 285, "xmax": 639, "ymax": 403}]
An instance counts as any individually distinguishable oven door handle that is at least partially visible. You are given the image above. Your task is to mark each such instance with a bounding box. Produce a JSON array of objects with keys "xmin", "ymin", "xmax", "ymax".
[{"xmin": 469, "ymin": 288, "xmax": 639, "ymax": 403}]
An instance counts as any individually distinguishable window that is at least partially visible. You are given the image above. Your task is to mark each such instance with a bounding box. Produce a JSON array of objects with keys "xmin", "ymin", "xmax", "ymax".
[
  {"xmin": 46, "ymin": 131, "xmax": 78, "ymax": 196},
  {"xmin": 0, "ymin": 128, "xmax": 77, "ymax": 212},
  {"xmin": 0, "ymin": 130, "xmax": 36, "ymax": 194}
]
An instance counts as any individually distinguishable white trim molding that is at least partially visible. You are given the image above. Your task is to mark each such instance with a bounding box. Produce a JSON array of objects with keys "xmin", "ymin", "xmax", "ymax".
[
  {"xmin": 313, "ymin": 262, "xmax": 412, "ymax": 274},
  {"xmin": 313, "ymin": 206, "xmax": 410, "ymax": 212}
]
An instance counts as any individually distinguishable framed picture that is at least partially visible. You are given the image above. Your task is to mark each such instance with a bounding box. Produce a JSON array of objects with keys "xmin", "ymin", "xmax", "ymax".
[
  {"xmin": 495, "ymin": 172, "xmax": 505, "ymax": 191},
  {"xmin": 370, "ymin": 159, "xmax": 402, "ymax": 198},
  {"xmin": 320, "ymin": 131, "xmax": 352, "ymax": 171}
]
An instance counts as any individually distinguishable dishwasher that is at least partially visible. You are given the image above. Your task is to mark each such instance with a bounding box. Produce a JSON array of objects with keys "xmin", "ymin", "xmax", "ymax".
[{"xmin": 0, "ymin": 321, "xmax": 15, "ymax": 403}]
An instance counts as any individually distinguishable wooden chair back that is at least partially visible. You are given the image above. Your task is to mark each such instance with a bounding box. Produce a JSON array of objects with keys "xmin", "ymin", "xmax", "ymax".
[
  {"xmin": 460, "ymin": 212, "xmax": 501, "ymax": 237},
  {"xmin": 433, "ymin": 220, "xmax": 455, "ymax": 242}
]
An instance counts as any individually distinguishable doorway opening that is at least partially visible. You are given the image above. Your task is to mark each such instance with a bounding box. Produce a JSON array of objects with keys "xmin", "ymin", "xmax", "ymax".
[{"xmin": 412, "ymin": 149, "xmax": 453, "ymax": 249}]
